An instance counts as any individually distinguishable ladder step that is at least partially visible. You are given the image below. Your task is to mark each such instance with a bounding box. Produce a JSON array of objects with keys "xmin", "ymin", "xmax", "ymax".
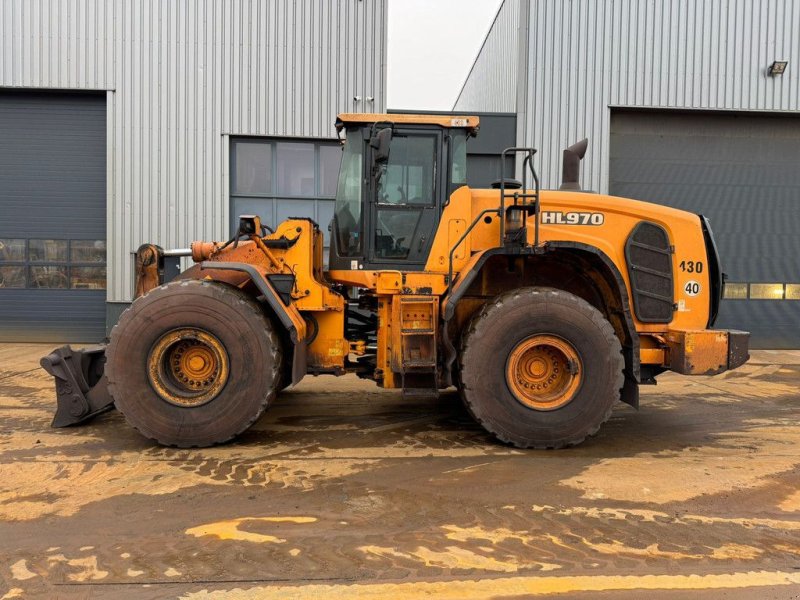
[
  {"xmin": 403, "ymin": 360, "xmax": 437, "ymax": 369},
  {"xmin": 401, "ymin": 371, "xmax": 438, "ymax": 399},
  {"xmin": 402, "ymin": 387, "xmax": 439, "ymax": 400}
]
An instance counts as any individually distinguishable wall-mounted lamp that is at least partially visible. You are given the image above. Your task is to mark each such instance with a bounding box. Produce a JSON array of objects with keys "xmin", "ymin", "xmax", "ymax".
[{"xmin": 768, "ymin": 60, "xmax": 788, "ymax": 76}]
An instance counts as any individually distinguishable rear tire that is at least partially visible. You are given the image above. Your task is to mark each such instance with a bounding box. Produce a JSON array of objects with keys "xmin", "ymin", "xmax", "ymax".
[
  {"xmin": 106, "ymin": 280, "xmax": 282, "ymax": 447},
  {"xmin": 459, "ymin": 287, "xmax": 624, "ymax": 449}
]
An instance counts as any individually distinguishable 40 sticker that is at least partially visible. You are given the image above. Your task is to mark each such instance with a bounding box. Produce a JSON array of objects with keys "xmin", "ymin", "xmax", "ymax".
[{"xmin": 684, "ymin": 280, "xmax": 701, "ymax": 296}]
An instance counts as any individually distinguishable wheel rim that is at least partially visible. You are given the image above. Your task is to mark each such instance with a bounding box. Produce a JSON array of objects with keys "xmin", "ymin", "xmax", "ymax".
[
  {"xmin": 147, "ymin": 328, "xmax": 230, "ymax": 407},
  {"xmin": 505, "ymin": 334, "xmax": 582, "ymax": 411}
]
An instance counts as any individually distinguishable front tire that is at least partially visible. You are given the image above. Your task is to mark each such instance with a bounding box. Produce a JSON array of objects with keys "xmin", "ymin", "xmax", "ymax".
[
  {"xmin": 459, "ymin": 287, "xmax": 624, "ymax": 449},
  {"xmin": 106, "ymin": 280, "xmax": 282, "ymax": 447}
]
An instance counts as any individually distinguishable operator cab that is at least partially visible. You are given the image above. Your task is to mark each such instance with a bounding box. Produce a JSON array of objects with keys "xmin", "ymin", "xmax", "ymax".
[{"xmin": 329, "ymin": 113, "xmax": 478, "ymax": 271}]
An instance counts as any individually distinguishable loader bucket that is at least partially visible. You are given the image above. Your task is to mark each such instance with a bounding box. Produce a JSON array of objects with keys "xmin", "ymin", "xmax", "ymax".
[{"xmin": 40, "ymin": 345, "xmax": 114, "ymax": 427}]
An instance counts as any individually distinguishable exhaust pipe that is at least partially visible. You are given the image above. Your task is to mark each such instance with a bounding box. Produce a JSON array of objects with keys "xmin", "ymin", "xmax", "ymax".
[{"xmin": 559, "ymin": 138, "xmax": 588, "ymax": 191}]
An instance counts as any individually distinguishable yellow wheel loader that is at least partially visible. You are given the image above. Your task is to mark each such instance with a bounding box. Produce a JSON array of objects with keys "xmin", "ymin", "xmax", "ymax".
[{"xmin": 41, "ymin": 113, "xmax": 749, "ymax": 449}]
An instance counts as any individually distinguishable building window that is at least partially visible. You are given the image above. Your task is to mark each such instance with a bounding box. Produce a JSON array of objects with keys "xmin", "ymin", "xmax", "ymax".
[
  {"xmin": 0, "ymin": 239, "xmax": 106, "ymax": 290},
  {"xmin": 230, "ymin": 138, "xmax": 343, "ymax": 251}
]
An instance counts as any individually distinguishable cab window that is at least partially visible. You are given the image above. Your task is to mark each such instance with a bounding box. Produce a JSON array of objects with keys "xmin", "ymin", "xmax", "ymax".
[
  {"xmin": 376, "ymin": 135, "xmax": 436, "ymax": 206},
  {"xmin": 374, "ymin": 134, "xmax": 437, "ymax": 260},
  {"xmin": 334, "ymin": 135, "xmax": 363, "ymax": 256}
]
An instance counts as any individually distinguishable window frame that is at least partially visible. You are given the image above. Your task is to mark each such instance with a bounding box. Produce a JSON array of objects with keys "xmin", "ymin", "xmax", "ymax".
[
  {"xmin": 229, "ymin": 136, "xmax": 343, "ymax": 238},
  {"xmin": 0, "ymin": 238, "xmax": 107, "ymax": 291}
]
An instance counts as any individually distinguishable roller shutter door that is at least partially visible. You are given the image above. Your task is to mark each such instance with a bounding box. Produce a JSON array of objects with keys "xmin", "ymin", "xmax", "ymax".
[
  {"xmin": 0, "ymin": 91, "xmax": 106, "ymax": 342},
  {"xmin": 610, "ymin": 109, "xmax": 800, "ymax": 349}
]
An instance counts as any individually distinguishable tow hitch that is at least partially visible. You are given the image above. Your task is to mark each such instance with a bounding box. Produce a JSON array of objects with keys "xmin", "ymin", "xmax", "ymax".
[{"xmin": 40, "ymin": 345, "xmax": 114, "ymax": 427}]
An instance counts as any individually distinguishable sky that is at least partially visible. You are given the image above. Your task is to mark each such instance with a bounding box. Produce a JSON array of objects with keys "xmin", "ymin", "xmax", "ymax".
[{"xmin": 388, "ymin": 0, "xmax": 504, "ymax": 111}]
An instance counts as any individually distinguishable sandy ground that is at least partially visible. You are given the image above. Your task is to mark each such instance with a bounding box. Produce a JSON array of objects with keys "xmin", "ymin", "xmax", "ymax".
[{"xmin": 0, "ymin": 343, "xmax": 799, "ymax": 599}]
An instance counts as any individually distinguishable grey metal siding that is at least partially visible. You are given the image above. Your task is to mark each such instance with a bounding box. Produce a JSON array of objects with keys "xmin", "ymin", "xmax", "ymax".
[
  {"xmin": 609, "ymin": 109, "xmax": 800, "ymax": 349},
  {"xmin": 0, "ymin": 91, "xmax": 107, "ymax": 342},
  {"xmin": 523, "ymin": 0, "xmax": 800, "ymax": 192},
  {"xmin": 453, "ymin": 0, "xmax": 520, "ymax": 113},
  {"xmin": 0, "ymin": 0, "xmax": 388, "ymax": 304},
  {"xmin": 0, "ymin": 0, "xmax": 116, "ymax": 90},
  {"xmin": 457, "ymin": 0, "xmax": 800, "ymax": 192}
]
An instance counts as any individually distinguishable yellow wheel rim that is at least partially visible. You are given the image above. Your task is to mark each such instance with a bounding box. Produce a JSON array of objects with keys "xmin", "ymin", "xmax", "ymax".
[
  {"xmin": 505, "ymin": 334, "xmax": 582, "ymax": 411},
  {"xmin": 147, "ymin": 328, "xmax": 229, "ymax": 407}
]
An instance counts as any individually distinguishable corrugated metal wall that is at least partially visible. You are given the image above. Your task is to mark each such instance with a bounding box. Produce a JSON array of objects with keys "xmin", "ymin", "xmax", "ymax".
[
  {"xmin": 0, "ymin": 0, "xmax": 387, "ymax": 303},
  {"xmin": 457, "ymin": 0, "xmax": 800, "ymax": 191},
  {"xmin": 452, "ymin": 0, "xmax": 519, "ymax": 113}
]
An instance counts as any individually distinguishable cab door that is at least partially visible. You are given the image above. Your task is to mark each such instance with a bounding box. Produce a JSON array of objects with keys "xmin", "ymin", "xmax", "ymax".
[{"xmin": 367, "ymin": 129, "xmax": 442, "ymax": 269}]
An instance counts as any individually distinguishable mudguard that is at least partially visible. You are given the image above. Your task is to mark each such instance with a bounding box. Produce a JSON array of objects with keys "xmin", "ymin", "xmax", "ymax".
[
  {"xmin": 201, "ymin": 261, "xmax": 308, "ymax": 385},
  {"xmin": 40, "ymin": 345, "xmax": 114, "ymax": 427}
]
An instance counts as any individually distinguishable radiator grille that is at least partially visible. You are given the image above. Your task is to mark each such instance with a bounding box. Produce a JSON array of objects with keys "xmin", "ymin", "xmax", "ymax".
[{"xmin": 625, "ymin": 222, "xmax": 674, "ymax": 323}]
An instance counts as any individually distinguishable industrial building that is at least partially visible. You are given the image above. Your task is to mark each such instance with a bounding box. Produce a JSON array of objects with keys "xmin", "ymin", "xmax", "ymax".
[
  {"xmin": 455, "ymin": 0, "xmax": 800, "ymax": 348},
  {"xmin": 0, "ymin": 0, "xmax": 387, "ymax": 341},
  {"xmin": 2, "ymin": 0, "xmax": 798, "ymax": 349}
]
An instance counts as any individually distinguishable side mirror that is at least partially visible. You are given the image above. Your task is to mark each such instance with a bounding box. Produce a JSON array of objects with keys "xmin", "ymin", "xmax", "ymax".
[{"xmin": 370, "ymin": 127, "xmax": 392, "ymax": 177}]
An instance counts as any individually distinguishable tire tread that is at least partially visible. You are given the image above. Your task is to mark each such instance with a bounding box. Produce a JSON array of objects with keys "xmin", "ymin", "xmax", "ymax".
[
  {"xmin": 106, "ymin": 279, "xmax": 281, "ymax": 447},
  {"xmin": 459, "ymin": 287, "xmax": 624, "ymax": 449}
]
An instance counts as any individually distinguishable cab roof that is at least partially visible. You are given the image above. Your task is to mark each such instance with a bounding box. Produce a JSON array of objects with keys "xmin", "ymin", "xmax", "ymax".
[{"xmin": 335, "ymin": 113, "xmax": 480, "ymax": 133}]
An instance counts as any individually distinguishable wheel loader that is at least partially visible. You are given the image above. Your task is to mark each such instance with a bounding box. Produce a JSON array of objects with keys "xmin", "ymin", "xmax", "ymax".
[{"xmin": 41, "ymin": 113, "xmax": 749, "ymax": 449}]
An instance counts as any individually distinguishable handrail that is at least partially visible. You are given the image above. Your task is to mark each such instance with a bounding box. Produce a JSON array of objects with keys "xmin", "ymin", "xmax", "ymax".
[
  {"xmin": 444, "ymin": 146, "xmax": 540, "ymax": 296},
  {"xmin": 446, "ymin": 208, "xmax": 501, "ymax": 294},
  {"xmin": 499, "ymin": 147, "xmax": 540, "ymax": 247}
]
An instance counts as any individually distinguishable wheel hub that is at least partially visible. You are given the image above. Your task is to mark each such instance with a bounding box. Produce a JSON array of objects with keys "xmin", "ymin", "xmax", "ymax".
[
  {"xmin": 506, "ymin": 334, "xmax": 582, "ymax": 410},
  {"xmin": 148, "ymin": 328, "xmax": 230, "ymax": 407}
]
